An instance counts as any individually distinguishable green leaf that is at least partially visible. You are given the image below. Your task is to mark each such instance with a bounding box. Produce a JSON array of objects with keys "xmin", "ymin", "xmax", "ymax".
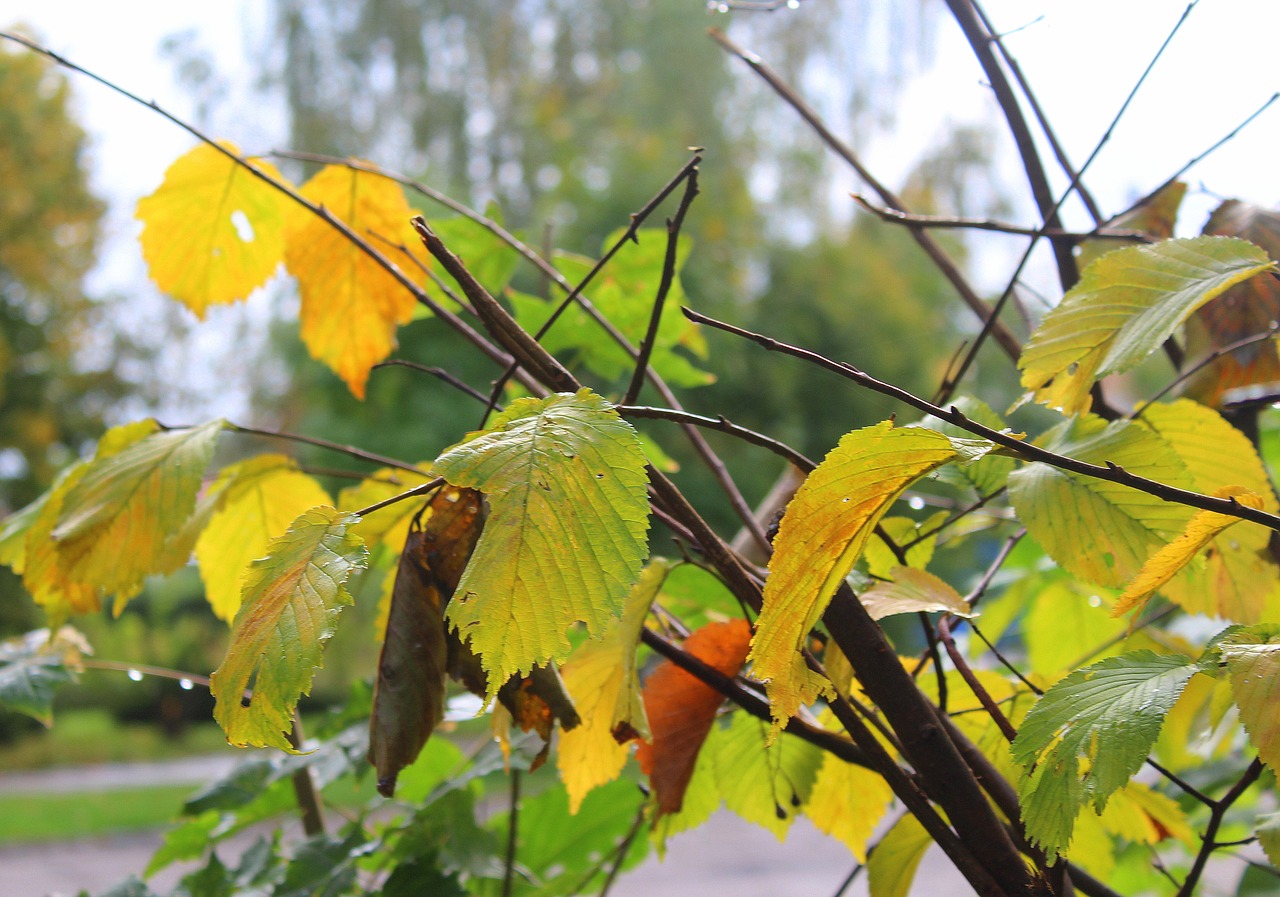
[
  {"xmin": 1011, "ymin": 651, "xmax": 1198, "ymax": 861},
  {"xmin": 711, "ymin": 711, "xmax": 823, "ymax": 839},
  {"xmin": 1009, "ymin": 415, "xmax": 1193, "ymax": 588},
  {"xmin": 433, "ymin": 388, "xmax": 649, "ymax": 694},
  {"xmin": 752, "ymin": 421, "xmax": 959, "ymax": 728},
  {"xmin": 510, "ymin": 230, "xmax": 713, "ymax": 388},
  {"xmin": 211, "ymin": 507, "xmax": 368, "ymax": 750},
  {"xmin": 922, "ymin": 397, "xmax": 1018, "ymax": 495},
  {"xmin": 0, "ymin": 629, "xmax": 82, "ymax": 724},
  {"xmin": 51, "ymin": 419, "xmax": 225, "ymax": 595},
  {"xmin": 428, "ymin": 205, "xmax": 521, "ymax": 303},
  {"xmin": 867, "ymin": 813, "xmax": 932, "ymax": 897},
  {"xmin": 1256, "ymin": 810, "xmax": 1280, "ymax": 868},
  {"xmin": 1216, "ymin": 623, "xmax": 1280, "ymax": 773},
  {"xmin": 1020, "ymin": 236, "xmax": 1276, "ymax": 413},
  {"xmin": 274, "ymin": 827, "xmax": 370, "ymax": 897}
]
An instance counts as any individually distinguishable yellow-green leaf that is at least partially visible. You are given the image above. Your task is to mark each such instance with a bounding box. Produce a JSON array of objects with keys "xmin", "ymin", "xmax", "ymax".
[
  {"xmin": 1020, "ymin": 236, "xmax": 1276, "ymax": 414},
  {"xmin": 336, "ymin": 465, "xmax": 435, "ymax": 551},
  {"xmin": 1138, "ymin": 400, "xmax": 1279, "ymax": 621},
  {"xmin": 711, "ymin": 711, "xmax": 823, "ymax": 839},
  {"xmin": 285, "ymin": 163, "xmax": 422, "ymax": 398},
  {"xmin": 195, "ymin": 455, "xmax": 332, "ymax": 622},
  {"xmin": 862, "ymin": 513, "xmax": 944, "ymax": 580},
  {"xmin": 50, "ymin": 420, "xmax": 224, "ymax": 598},
  {"xmin": 558, "ymin": 559, "xmax": 667, "ymax": 812},
  {"xmin": 1218, "ymin": 624, "xmax": 1280, "ymax": 773},
  {"xmin": 136, "ymin": 141, "xmax": 291, "ymax": 317},
  {"xmin": 860, "ymin": 566, "xmax": 970, "ymax": 620},
  {"xmin": 433, "ymin": 389, "xmax": 649, "ymax": 696},
  {"xmin": 1008, "ymin": 416, "xmax": 1193, "ymax": 588},
  {"xmin": 867, "ymin": 812, "xmax": 932, "ymax": 897},
  {"xmin": 1114, "ymin": 487, "xmax": 1263, "ymax": 619},
  {"xmin": 804, "ymin": 711, "xmax": 893, "ymax": 861},
  {"xmin": 1024, "ymin": 579, "xmax": 1126, "ymax": 679},
  {"xmin": 211, "ymin": 506, "xmax": 368, "ymax": 750},
  {"xmin": 752, "ymin": 422, "xmax": 958, "ymax": 728}
]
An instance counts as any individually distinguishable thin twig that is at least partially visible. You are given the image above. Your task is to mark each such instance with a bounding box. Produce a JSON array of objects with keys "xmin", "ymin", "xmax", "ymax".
[
  {"xmin": 502, "ymin": 769, "xmax": 521, "ymax": 897},
  {"xmin": 353, "ymin": 477, "xmax": 444, "ymax": 518},
  {"xmin": 685, "ymin": 307, "xmax": 1280, "ymax": 531},
  {"xmin": 616, "ymin": 405, "xmax": 814, "ymax": 470},
  {"xmin": 852, "ymin": 195, "xmax": 1142, "ymax": 239},
  {"xmin": 598, "ymin": 804, "xmax": 647, "ymax": 897},
  {"xmin": 224, "ymin": 423, "xmax": 424, "ymax": 475},
  {"xmin": 624, "ymin": 166, "xmax": 700, "ymax": 405},
  {"xmin": 939, "ymin": 616, "xmax": 1017, "ymax": 742},
  {"xmin": 708, "ymin": 27, "xmax": 1022, "ymax": 363},
  {"xmin": 1176, "ymin": 758, "xmax": 1264, "ymax": 897},
  {"xmin": 1134, "ymin": 321, "xmax": 1280, "ymax": 415},
  {"xmin": 373, "ymin": 360, "xmax": 495, "ymax": 406}
]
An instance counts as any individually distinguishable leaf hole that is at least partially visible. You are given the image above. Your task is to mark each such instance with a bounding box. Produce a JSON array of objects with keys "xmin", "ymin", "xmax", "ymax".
[
  {"xmin": 595, "ymin": 472, "xmax": 605, "ymax": 479},
  {"xmin": 230, "ymin": 209, "xmax": 255, "ymax": 243}
]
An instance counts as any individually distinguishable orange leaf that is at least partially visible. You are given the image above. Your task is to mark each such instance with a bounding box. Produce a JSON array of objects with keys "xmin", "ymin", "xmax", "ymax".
[
  {"xmin": 636, "ymin": 618, "xmax": 751, "ymax": 816},
  {"xmin": 285, "ymin": 163, "xmax": 423, "ymax": 397}
]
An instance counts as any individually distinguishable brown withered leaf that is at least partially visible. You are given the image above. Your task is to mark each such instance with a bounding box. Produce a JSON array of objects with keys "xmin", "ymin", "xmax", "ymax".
[
  {"xmin": 369, "ymin": 486, "xmax": 484, "ymax": 797},
  {"xmin": 636, "ymin": 619, "xmax": 752, "ymax": 816},
  {"xmin": 1183, "ymin": 200, "xmax": 1280, "ymax": 406}
]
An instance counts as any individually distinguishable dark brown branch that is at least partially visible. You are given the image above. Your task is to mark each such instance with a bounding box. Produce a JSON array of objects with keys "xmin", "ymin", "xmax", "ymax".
[
  {"xmin": 373, "ymin": 360, "xmax": 494, "ymax": 407},
  {"xmin": 353, "ymin": 477, "xmax": 444, "ymax": 518},
  {"xmin": 852, "ymin": 195, "xmax": 1143, "ymax": 240},
  {"xmin": 708, "ymin": 27, "xmax": 1022, "ymax": 363},
  {"xmin": 685, "ymin": 307, "xmax": 1280, "ymax": 531},
  {"xmin": 288, "ymin": 715, "xmax": 326, "ymax": 837},
  {"xmin": 1176, "ymin": 758, "xmax": 1264, "ymax": 897},
  {"xmin": 616, "ymin": 405, "xmax": 814, "ymax": 471},
  {"xmin": 224, "ymin": 423, "xmax": 424, "ymax": 475}
]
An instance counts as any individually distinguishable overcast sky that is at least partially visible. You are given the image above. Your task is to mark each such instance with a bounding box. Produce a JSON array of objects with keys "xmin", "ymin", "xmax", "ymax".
[{"xmin": 3, "ymin": 1, "xmax": 1277, "ymax": 418}]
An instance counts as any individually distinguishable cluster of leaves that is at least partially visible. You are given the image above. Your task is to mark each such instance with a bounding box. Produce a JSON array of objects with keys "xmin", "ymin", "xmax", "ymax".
[{"xmin": 6, "ymin": 15, "xmax": 1280, "ymax": 897}]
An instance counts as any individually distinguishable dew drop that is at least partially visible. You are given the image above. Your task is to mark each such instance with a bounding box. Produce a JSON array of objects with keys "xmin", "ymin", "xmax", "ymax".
[
  {"xmin": 127, "ymin": 669, "xmax": 144, "ymax": 682},
  {"xmin": 179, "ymin": 678, "xmax": 194, "ymax": 691}
]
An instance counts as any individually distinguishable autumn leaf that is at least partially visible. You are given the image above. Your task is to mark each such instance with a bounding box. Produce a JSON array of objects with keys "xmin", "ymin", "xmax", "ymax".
[
  {"xmin": 804, "ymin": 735, "xmax": 893, "ymax": 861},
  {"xmin": 637, "ymin": 618, "xmax": 751, "ymax": 816},
  {"xmin": 867, "ymin": 813, "xmax": 933, "ymax": 897},
  {"xmin": 1019, "ymin": 236, "xmax": 1276, "ymax": 414},
  {"xmin": 433, "ymin": 389, "xmax": 650, "ymax": 697},
  {"xmin": 1216, "ymin": 623, "xmax": 1280, "ymax": 773},
  {"xmin": 711, "ymin": 711, "xmax": 823, "ymax": 839},
  {"xmin": 1113, "ymin": 486, "xmax": 1263, "ymax": 619},
  {"xmin": 1138, "ymin": 400, "xmax": 1280, "ymax": 621},
  {"xmin": 336, "ymin": 465, "xmax": 436, "ymax": 550},
  {"xmin": 1074, "ymin": 181, "xmax": 1185, "ymax": 272},
  {"xmin": 752, "ymin": 421, "xmax": 959, "ymax": 729},
  {"xmin": 195, "ymin": 455, "xmax": 332, "ymax": 622},
  {"xmin": 135, "ymin": 141, "xmax": 291, "ymax": 317},
  {"xmin": 51, "ymin": 420, "xmax": 224, "ymax": 600},
  {"xmin": 211, "ymin": 506, "xmax": 368, "ymax": 750},
  {"xmin": 1009, "ymin": 415, "xmax": 1193, "ymax": 588},
  {"xmin": 860, "ymin": 566, "xmax": 971, "ymax": 621},
  {"xmin": 558, "ymin": 559, "xmax": 668, "ymax": 813},
  {"xmin": 285, "ymin": 162, "xmax": 423, "ymax": 397}
]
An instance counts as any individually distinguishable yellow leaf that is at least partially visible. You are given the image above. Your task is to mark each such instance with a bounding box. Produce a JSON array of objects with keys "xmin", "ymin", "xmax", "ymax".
[
  {"xmin": 136, "ymin": 141, "xmax": 291, "ymax": 317},
  {"xmin": 1024, "ymin": 579, "xmax": 1126, "ymax": 678},
  {"xmin": 1099, "ymin": 781, "xmax": 1194, "ymax": 848},
  {"xmin": 1114, "ymin": 486, "xmax": 1263, "ymax": 619},
  {"xmin": 867, "ymin": 812, "xmax": 933, "ymax": 897},
  {"xmin": 285, "ymin": 163, "xmax": 423, "ymax": 397},
  {"xmin": 1138, "ymin": 400, "xmax": 1279, "ymax": 621},
  {"xmin": 336, "ymin": 465, "xmax": 435, "ymax": 550},
  {"xmin": 1220, "ymin": 625, "xmax": 1280, "ymax": 773},
  {"xmin": 195, "ymin": 455, "xmax": 332, "ymax": 622},
  {"xmin": 860, "ymin": 566, "xmax": 971, "ymax": 620},
  {"xmin": 862, "ymin": 513, "xmax": 944, "ymax": 580},
  {"xmin": 211, "ymin": 506, "xmax": 367, "ymax": 750},
  {"xmin": 50, "ymin": 420, "xmax": 224, "ymax": 598},
  {"xmin": 558, "ymin": 559, "xmax": 667, "ymax": 813},
  {"xmin": 752, "ymin": 422, "xmax": 957, "ymax": 729},
  {"xmin": 804, "ymin": 712, "xmax": 892, "ymax": 861}
]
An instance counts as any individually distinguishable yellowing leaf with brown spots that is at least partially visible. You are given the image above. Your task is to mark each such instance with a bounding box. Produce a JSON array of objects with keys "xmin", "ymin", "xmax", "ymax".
[
  {"xmin": 752, "ymin": 422, "xmax": 958, "ymax": 728},
  {"xmin": 1114, "ymin": 487, "xmax": 1263, "ymax": 619},
  {"xmin": 136, "ymin": 142, "xmax": 291, "ymax": 317},
  {"xmin": 1218, "ymin": 624, "xmax": 1280, "ymax": 774},
  {"xmin": 285, "ymin": 163, "xmax": 423, "ymax": 397},
  {"xmin": 558, "ymin": 559, "xmax": 667, "ymax": 812},
  {"xmin": 195, "ymin": 455, "xmax": 332, "ymax": 622},
  {"xmin": 211, "ymin": 506, "xmax": 367, "ymax": 751}
]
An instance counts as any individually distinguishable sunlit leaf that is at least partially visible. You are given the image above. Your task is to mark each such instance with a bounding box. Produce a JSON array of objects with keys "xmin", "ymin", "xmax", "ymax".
[
  {"xmin": 1098, "ymin": 780, "xmax": 1194, "ymax": 849},
  {"xmin": 558, "ymin": 558, "xmax": 667, "ymax": 813},
  {"xmin": 1138, "ymin": 400, "xmax": 1280, "ymax": 621},
  {"xmin": 1024, "ymin": 578, "xmax": 1126, "ymax": 679},
  {"xmin": 433, "ymin": 389, "xmax": 649, "ymax": 695},
  {"xmin": 1257, "ymin": 810, "xmax": 1280, "ymax": 868},
  {"xmin": 859, "ymin": 566, "xmax": 970, "ymax": 620},
  {"xmin": 1114, "ymin": 486, "xmax": 1263, "ymax": 619},
  {"xmin": 1012, "ymin": 651, "xmax": 1198, "ymax": 861},
  {"xmin": 867, "ymin": 812, "xmax": 932, "ymax": 897},
  {"xmin": 369, "ymin": 486, "xmax": 484, "ymax": 797},
  {"xmin": 211, "ymin": 506, "xmax": 368, "ymax": 750},
  {"xmin": 50, "ymin": 419, "xmax": 223, "ymax": 599},
  {"xmin": 752, "ymin": 421, "xmax": 958, "ymax": 729},
  {"xmin": 195, "ymin": 455, "xmax": 332, "ymax": 622},
  {"xmin": 135, "ymin": 141, "xmax": 291, "ymax": 317},
  {"xmin": 285, "ymin": 163, "xmax": 422, "ymax": 398},
  {"xmin": 1009, "ymin": 415, "xmax": 1193, "ymax": 588},
  {"xmin": 637, "ymin": 618, "xmax": 752, "ymax": 816},
  {"xmin": 862, "ymin": 514, "xmax": 944, "ymax": 580},
  {"xmin": 1020, "ymin": 236, "xmax": 1275, "ymax": 414},
  {"xmin": 922, "ymin": 396, "xmax": 1017, "ymax": 495},
  {"xmin": 710, "ymin": 711, "xmax": 822, "ymax": 839},
  {"xmin": 1217, "ymin": 623, "xmax": 1280, "ymax": 773}
]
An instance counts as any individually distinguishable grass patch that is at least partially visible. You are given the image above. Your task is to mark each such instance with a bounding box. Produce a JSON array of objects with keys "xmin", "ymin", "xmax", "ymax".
[
  {"xmin": 0, "ymin": 785, "xmax": 197, "ymax": 844},
  {"xmin": 0, "ymin": 709, "xmax": 232, "ymax": 770}
]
